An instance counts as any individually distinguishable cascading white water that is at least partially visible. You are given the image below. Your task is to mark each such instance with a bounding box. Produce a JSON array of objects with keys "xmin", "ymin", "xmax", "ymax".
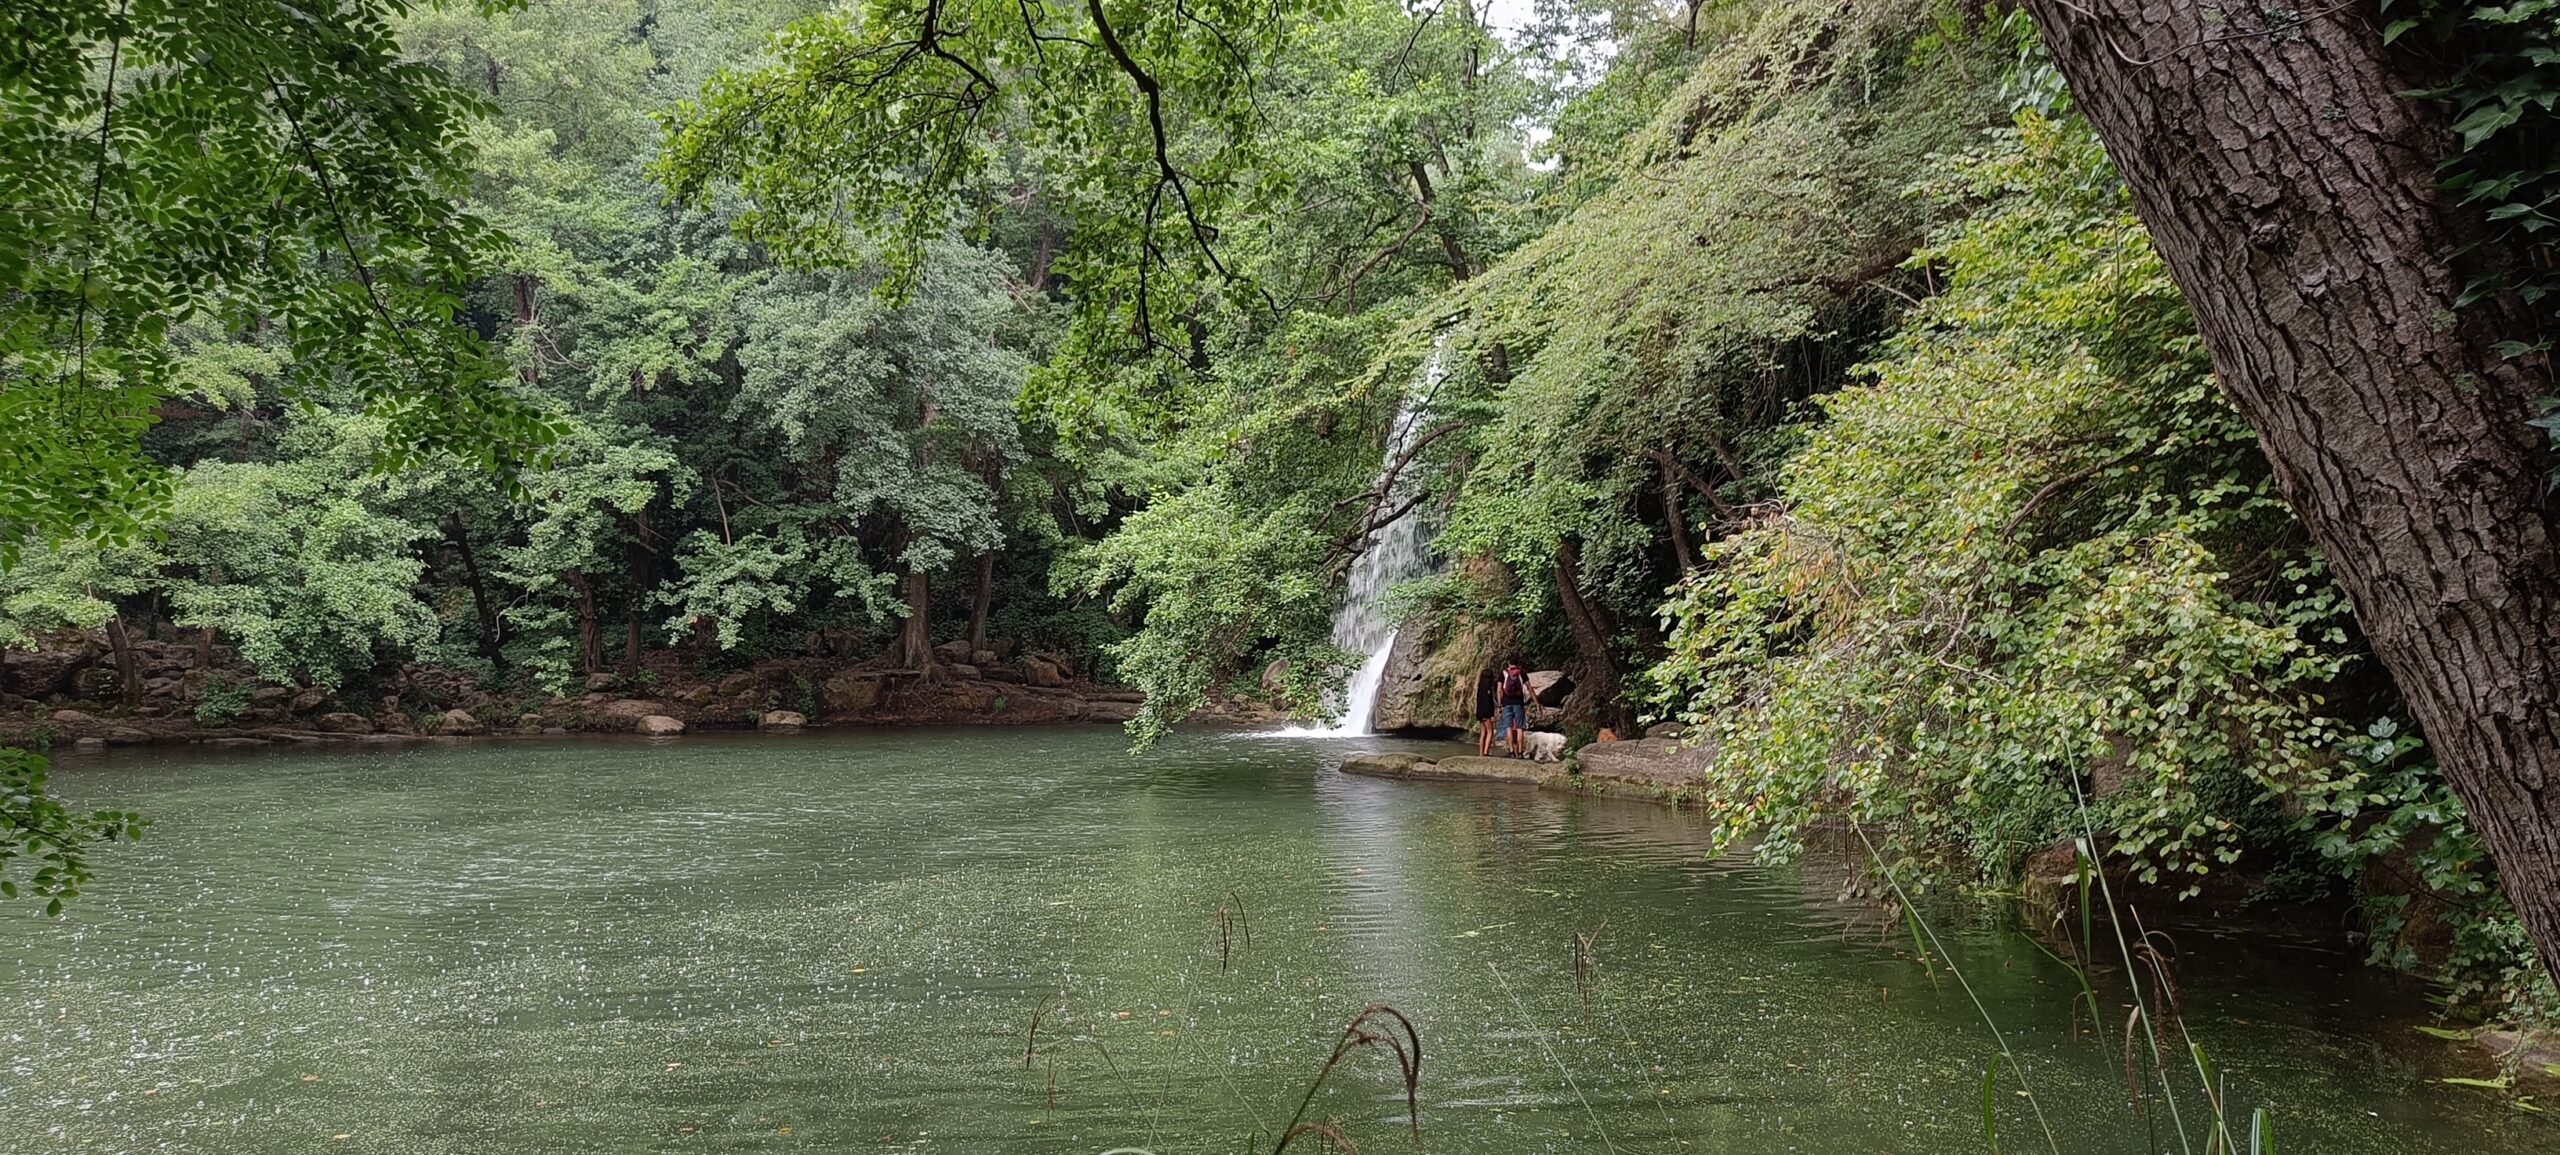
[{"xmin": 1302, "ymin": 339, "xmax": 1446, "ymax": 736}]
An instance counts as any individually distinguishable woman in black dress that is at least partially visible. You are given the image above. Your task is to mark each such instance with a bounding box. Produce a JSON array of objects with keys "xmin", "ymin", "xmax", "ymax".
[{"xmin": 1474, "ymin": 667, "xmax": 1500, "ymax": 756}]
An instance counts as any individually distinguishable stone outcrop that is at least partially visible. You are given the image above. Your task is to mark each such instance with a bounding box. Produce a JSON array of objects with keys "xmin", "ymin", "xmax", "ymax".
[
  {"xmin": 822, "ymin": 671, "xmax": 884, "ymax": 715},
  {"xmin": 5, "ymin": 638, "xmax": 100, "ymax": 698},
  {"xmin": 589, "ymin": 699, "xmax": 678, "ymax": 730},
  {"xmin": 434, "ymin": 709, "xmax": 486, "ymax": 737},
  {"xmin": 1572, "ymin": 735, "xmax": 1716, "ymax": 796},
  {"xmin": 1339, "ymin": 733, "xmax": 1716, "ymax": 801},
  {"xmin": 634, "ymin": 715, "xmax": 686, "ymax": 736},
  {"xmin": 1340, "ymin": 752, "xmax": 1553, "ymax": 785},
  {"xmin": 1372, "ymin": 616, "xmax": 1518, "ymax": 731},
  {"xmin": 758, "ymin": 710, "xmax": 808, "ymax": 729},
  {"xmin": 314, "ymin": 712, "xmax": 374, "ymax": 734}
]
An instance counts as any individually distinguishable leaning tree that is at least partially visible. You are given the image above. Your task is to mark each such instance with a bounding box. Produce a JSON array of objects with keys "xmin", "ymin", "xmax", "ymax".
[{"xmin": 2017, "ymin": 0, "xmax": 2560, "ymax": 982}]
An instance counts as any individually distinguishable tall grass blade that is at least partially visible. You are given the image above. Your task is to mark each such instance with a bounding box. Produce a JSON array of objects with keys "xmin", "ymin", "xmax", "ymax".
[
  {"xmin": 1855, "ymin": 826, "xmax": 2061, "ymax": 1155},
  {"xmin": 1488, "ymin": 961, "xmax": 1621, "ymax": 1155},
  {"xmin": 1981, "ymin": 1053, "xmax": 2004, "ymax": 1154}
]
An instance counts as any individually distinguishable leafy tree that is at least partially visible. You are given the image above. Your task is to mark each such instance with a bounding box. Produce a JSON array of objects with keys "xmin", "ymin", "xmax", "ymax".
[
  {"xmin": 0, "ymin": 0, "xmax": 555, "ymax": 549},
  {"xmin": 491, "ymin": 418, "xmax": 687, "ymax": 689},
  {"xmin": 157, "ymin": 418, "xmax": 442, "ymax": 692},
  {"xmin": 658, "ymin": 0, "xmax": 1308, "ymax": 395},
  {"xmin": 728, "ymin": 247, "xmax": 1030, "ymax": 670}
]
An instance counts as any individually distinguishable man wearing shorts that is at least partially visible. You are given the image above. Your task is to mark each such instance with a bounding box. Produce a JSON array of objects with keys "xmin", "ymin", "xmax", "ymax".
[{"xmin": 1495, "ymin": 659, "xmax": 1531, "ymax": 757}]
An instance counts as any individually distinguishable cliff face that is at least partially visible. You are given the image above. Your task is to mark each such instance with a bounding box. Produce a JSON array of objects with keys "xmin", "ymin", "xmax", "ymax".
[{"xmin": 1372, "ymin": 614, "xmax": 1515, "ymax": 731}]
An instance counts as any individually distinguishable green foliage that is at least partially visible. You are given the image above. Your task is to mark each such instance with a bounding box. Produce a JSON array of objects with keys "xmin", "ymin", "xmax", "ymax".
[
  {"xmin": 1437, "ymin": 0, "xmax": 2008, "ymax": 639},
  {"xmin": 159, "ymin": 419, "xmax": 441, "ymax": 692},
  {"xmin": 2302, "ymin": 718, "xmax": 2560, "ymax": 1023},
  {"xmin": 191, "ymin": 673, "xmax": 252, "ymax": 727},
  {"xmin": 0, "ymin": 0, "xmax": 556, "ymax": 551},
  {"xmin": 2382, "ymin": 0, "xmax": 2560, "ymax": 310},
  {"xmin": 658, "ymin": 0, "xmax": 1314, "ymax": 423},
  {"xmin": 0, "ymin": 535, "xmax": 159, "ymax": 649},
  {"xmin": 1074, "ymin": 480, "xmax": 1350, "ymax": 744},
  {"xmin": 1650, "ymin": 115, "xmax": 2347, "ymax": 889},
  {"xmin": 0, "ymin": 746, "xmax": 146, "ymax": 915}
]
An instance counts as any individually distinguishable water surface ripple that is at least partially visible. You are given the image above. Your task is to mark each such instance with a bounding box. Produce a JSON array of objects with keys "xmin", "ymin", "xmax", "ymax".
[{"xmin": 2, "ymin": 728, "xmax": 2545, "ymax": 1154}]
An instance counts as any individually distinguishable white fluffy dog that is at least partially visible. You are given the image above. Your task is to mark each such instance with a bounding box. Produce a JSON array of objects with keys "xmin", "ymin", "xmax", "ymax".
[{"xmin": 1521, "ymin": 731, "xmax": 1568, "ymax": 762}]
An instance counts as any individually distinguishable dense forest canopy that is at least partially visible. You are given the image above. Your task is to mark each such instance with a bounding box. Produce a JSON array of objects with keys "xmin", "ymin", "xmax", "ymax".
[{"xmin": 7, "ymin": 0, "xmax": 2560, "ymax": 1034}]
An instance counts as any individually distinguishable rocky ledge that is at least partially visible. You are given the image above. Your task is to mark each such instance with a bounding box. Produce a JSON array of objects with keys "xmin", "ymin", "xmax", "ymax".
[
  {"xmin": 1339, "ymin": 730, "xmax": 1718, "ymax": 804},
  {"xmin": 1339, "ymin": 752, "xmax": 1555, "ymax": 785}
]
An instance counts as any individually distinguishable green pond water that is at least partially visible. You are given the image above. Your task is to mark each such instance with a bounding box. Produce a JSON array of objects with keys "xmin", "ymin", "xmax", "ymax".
[{"xmin": 4, "ymin": 727, "xmax": 2553, "ymax": 1154}]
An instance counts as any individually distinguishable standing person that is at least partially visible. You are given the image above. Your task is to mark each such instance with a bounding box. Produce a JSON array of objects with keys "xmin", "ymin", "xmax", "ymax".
[
  {"xmin": 1496, "ymin": 659, "xmax": 1531, "ymax": 758},
  {"xmin": 1474, "ymin": 665, "xmax": 1501, "ymax": 756}
]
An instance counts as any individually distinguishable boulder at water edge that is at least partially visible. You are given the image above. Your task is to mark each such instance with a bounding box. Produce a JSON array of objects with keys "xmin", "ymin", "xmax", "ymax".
[
  {"xmin": 635, "ymin": 715, "xmax": 685, "ymax": 736},
  {"xmin": 758, "ymin": 710, "xmax": 808, "ymax": 729},
  {"xmin": 822, "ymin": 672, "xmax": 883, "ymax": 715},
  {"xmin": 435, "ymin": 708, "xmax": 486, "ymax": 736},
  {"xmin": 314, "ymin": 712, "xmax": 374, "ymax": 734}
]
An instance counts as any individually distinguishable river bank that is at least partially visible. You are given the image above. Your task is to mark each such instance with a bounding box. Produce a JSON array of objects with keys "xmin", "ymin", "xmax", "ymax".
[
  {"xmin": 1342, "ymin": 735, "xmax": 2560, "ymax": 1089},
  {"xmin": 1, "ymin": 628, "xmax": 1194, "ymax": 754}
]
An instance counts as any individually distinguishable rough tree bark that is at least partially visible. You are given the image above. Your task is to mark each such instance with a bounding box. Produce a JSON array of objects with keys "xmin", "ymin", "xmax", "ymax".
[
  {"xmin": 566, "ymin": 569, "xmax": 604, "ymax": 676},
  {"xmin": 896, "ymin": 570, "xmax": 935, "ymax": 673},
  {"xmin": 623, "ymin": 509, "xmax": 654, "ymax": 675},
  {"xmin": 1660, "ymin": 462, "xmax": 1700, "ymax": 574},
  {"xmin": 104, "ymin": 615, "xmax": 139, "ymax": 710},
  {"xmin": 443, "ymin": 513, "xmax": 504, "ymax": 670},
  {"xmin": 1554, "ymin": 538, "xmax": 1634, "ymax": 734},
  {"xmin": 966, "ymin": 551, "xmax": 994, "ymax": 654},
  {"xmin": 2021, "ymin": 0, "xmax": 2560, "ymax": 983}
]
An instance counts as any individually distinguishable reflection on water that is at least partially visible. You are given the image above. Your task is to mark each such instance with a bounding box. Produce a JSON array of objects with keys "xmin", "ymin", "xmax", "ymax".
[{"xmin": 0, "ymin": 727, "xmax": 2546, "ymax": 1154}]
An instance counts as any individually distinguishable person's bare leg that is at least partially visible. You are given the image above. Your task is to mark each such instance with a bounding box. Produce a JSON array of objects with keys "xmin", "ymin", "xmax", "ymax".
[{"xmin": 1478, "ymin": 718, "xmax": 1492, "ymax": 756}]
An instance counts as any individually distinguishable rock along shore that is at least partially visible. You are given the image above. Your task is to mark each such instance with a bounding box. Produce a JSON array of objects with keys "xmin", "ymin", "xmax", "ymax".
[
  {"xmin": 3, "ymin": 629, "xmax": 1181, "ymax": 755},
  {"xmin": 1339, "ymin": 731, "xmax": 1717, "ymax": 805}
]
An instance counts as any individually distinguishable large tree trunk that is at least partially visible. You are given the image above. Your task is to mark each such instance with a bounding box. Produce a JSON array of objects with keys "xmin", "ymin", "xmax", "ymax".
[
  {"xmin": 2022, "ymin": 0, "xmax": 2560, "ymax": 984},
  {"xmin": 443, "ymin": 513, "xmax": 504, "ymax": 670},
  {"xmin": 566, "ymin": 569, "xmax": 605, "ymax": 676},
  {"xmin": 1554, "ymin": 538, "xmax": 1634, "ymax": 734},
  {"xmin": 623, "ymin": 510, "xmax": 653, "ymax": 676},
  {"xmin": 104, "ymin": 614, "xmax": 139, "ymax": 711},
  {"xmin": 896, "ymin": 569, "xmax": 935, "ymax": 672},
  {"xmin": 966, "ymin": 550, "xmax": 994, "ymax": 654}
]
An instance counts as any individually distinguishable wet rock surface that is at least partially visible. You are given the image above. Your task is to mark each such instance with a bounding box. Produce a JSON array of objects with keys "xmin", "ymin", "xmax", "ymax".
[
  {"xmin": 1340, "ymin": 751, "xmax": 1554, "ymax": 785},
  {"xmin": 1339, "ymin": 735, "xmax": 1713, "ymax": 801},
  {"xmin": 1573, "ymin": 735, "xmax": 1715, "ymax": 794}
]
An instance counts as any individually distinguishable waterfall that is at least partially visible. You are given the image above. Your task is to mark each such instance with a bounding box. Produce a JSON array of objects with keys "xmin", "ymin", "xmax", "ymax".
[{"xmin": 1301, "ymin": 339, "xmax": 1445, "ymax": 736}]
